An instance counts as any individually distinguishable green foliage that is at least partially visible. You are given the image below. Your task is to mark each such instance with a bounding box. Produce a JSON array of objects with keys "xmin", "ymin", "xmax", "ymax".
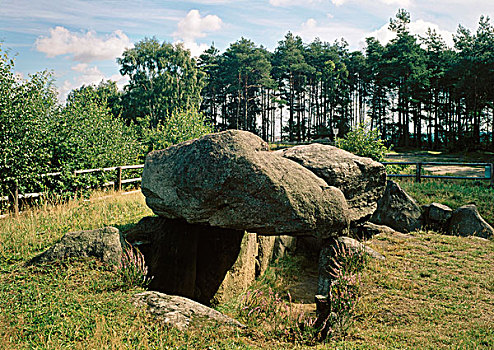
[
  {"xmin": 138, "ymin": 108, "xmax": 213, "ymax": 154},
  {"xmin": 118, "ymin": 38, "xmax": 204, "ymax": 127},
  {"xmin": 336, "ymin": 123, "xmax": 388, "ymax": 161},
  {"xmin": 54, "ymin": 87, "xmax": 140, "ymax": 170},
  {"xmin": 0, "ymin": 46, "xmax": 141, "ymax": 203},
  {"xmin": 0, "ymin": 45, "xmax": 59, "ymax": 196}
]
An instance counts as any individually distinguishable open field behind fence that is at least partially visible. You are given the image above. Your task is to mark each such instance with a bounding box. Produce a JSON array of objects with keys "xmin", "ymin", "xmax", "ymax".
[
  {"xmin": 0, "ymin": 165, "xmax": 144, "ymax": 216},
  {"xmin": 383, "ymin": 161, "xmax": 494, "ymax": 184}
]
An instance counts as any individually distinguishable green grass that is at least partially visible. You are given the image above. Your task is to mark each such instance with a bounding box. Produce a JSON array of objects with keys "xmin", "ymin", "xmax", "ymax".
[
  {"xmin": 341, "ymin": 232, "xmax": 494, "ymax": 349},
  {"xmin": 1, "ymin": 190, "xmax": 493, "ymax": 349}
]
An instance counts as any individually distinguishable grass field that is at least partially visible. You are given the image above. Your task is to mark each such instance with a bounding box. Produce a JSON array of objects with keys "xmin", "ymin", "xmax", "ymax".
[{"xmin": 0, "ymin": 189, "xmax": 493, "ymax": 349}]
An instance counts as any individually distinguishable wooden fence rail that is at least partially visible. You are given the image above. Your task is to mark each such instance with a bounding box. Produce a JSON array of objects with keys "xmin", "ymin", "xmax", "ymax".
[
  {"xmin": 1, "ymin": 164, "xmax": 144, "ymax": 215},
  {"xmin": 383, "ymin": 161, "xmax": 494, "ymax": 185}
]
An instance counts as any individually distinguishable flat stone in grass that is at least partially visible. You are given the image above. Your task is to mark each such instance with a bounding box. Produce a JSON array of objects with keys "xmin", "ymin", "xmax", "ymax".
[
  {"xmin": 28, "ymin": 227, "xmax": 122, "ymax": 266},
  {"xmin": 133, "ymin": 291, "xmax": 245, "ymax": 330}
]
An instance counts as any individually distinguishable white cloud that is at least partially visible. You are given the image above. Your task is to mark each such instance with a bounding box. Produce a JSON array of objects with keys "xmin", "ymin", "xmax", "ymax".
[
  {"xmin": 297, "ymin": 18, "xmax": 369, "ymax": 46},
  {"xmin": 173, "ymin": 9, "xmax": 223, "ymax": 42},
  {"xmin": 179, "ymin": 41, "xmax": 212, "ymax": 58},
  {"xmin": 270, "ymin": 0, "xmax": 322, "ymax": 6},
  {"xmin": 367, "ymin": 19, "xmax": 455, "ymax": 47},
  {"xmin": 173, "ymin": 9, "xmax": 223, "ymax": 57},
  {"xmin": 58, "ymin": 64, "xmax": 129, "ymax": 101},
  {"xmin": 35, "ymin": 26, "xmax": 133, "ymax": 63},
  {"xmin": 382, "ymin": 0, "xmax": 410, "ymax": 4},
  {"xmin": 331, "ymin": 0, "xmax": 411, "ymax": 6}
]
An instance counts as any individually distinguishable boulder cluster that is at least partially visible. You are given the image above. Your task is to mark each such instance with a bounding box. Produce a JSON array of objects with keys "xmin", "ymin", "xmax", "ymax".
[{"xmin": 31, "ymin": 130, "xmax": 494, "ymax": 329}]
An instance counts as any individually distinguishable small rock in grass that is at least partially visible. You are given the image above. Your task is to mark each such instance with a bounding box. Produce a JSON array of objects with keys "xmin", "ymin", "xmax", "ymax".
[
  {"xmin": 28, "ymin": 227, "xmax": 123, "ymax": 266},
  {"xmin": 423, "ymin": 202, "xmax": 453, "ymax": 232},
  {"xmin": 132, "ymin": 291, "xmax": 245, "ymax": 330}
]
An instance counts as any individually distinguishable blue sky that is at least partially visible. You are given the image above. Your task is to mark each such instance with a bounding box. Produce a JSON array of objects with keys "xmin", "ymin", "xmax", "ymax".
[{"xmin": 1, "ymin": 0, "xmax": 493, "ymax": 99}]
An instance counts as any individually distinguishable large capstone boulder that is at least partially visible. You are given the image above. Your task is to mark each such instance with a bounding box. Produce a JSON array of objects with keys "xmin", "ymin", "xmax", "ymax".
[
  {"xmin": 142, "ymin": 130, "xmax": 349, "ymax": 238},
  {"xmin": 447, "ymin": 204, "xmax": 494, "ymax": 238},
  {"xmin": 29, "ymin": 227, "xmax": 122, "ymax": 266},
  {"xmin": 276, "ymin": 144, "xmax": 386, "ymax": 223},
  {"xmin": 370, "ymin": 180, "xmax": 422, "ymax": 233}
]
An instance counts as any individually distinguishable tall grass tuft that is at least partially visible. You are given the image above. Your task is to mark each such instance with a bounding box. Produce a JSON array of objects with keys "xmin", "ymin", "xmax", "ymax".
[
  {"xmin": 237, "ymin": 287, "xmax": 318, "ymax": 344},
  {"xmin": 118, "ymin": 243, "xmax": 153, "ymax": 289},
  {"xmin": 316, "ymin": 240, "xmax": 368, "ymax": 341}
]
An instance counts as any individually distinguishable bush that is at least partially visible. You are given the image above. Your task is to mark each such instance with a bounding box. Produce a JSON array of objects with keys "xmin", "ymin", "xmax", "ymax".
[
  {"xmin": 336, "ymin": 123, "xmax": 388, "ymax": 161},
  {"xmin": 139, "ymin": 108, "xmax": 213, "ymax": 154},
  {"xmin": 0, "ymin": 46, "xmax": 141, "ymax": 203},
  {"xmin": 0, "ymin": 46, "xmax": 59, "ymax": 196},
  {"xmin": 53, "ymin": 87, "xmax": 141, "ymax": 170}
]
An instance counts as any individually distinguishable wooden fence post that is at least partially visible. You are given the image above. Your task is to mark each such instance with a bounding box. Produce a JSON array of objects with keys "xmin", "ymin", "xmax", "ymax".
[
  {"xmin": 13, "ymin": 181, "xmax": 19, "ymax": 216},
  {"xmin": 416, "ymin": 162, "xmax": 422, "ymax": 183},
  {"xmin": 116, "ymin": 167, "xmax": 122, "ymax": 192}
]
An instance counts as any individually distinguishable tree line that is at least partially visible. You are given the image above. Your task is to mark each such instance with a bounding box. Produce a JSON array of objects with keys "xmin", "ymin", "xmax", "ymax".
[
  {"xmin": 3, "ymin": 9, "xmax": 494, "ymax": 201},
  {"xmin": 193, "ymin": 10, "xmax": 494, "ymax": 150},
  {"xmin": 105, "ymin": 9, "xmax": 494, "ymax": 150},
  {"xmin": 67, "ymin": 9, "xmax": 494, "ymax": 152}
]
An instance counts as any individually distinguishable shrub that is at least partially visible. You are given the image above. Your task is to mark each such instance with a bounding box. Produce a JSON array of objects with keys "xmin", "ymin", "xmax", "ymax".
[
  {"xmin": 54, "ymin": 87, "xmax": 141, "ymax": 170},
  {"xmin": 0, "ymin": 46, "xmax": 59, "ymax": 197},
  {"xmin": 0, "ymin": 46, "xmax": 142, "ymax": 204},
  {"xmin": 336, "ymin": 123, "xmax": 388, "ymax": 161},
  {"xmin": 139, "ymin": 108, "xmax": 213, "ymax": 154}
]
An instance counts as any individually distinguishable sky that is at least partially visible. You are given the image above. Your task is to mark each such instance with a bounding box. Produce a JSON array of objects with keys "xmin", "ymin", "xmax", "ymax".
[{"xmin": 1, "ymin": 0, "xmax": 493, "ymax": 100}]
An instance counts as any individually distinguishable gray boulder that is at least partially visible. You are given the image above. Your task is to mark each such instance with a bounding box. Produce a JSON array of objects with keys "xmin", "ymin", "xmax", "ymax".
[
  {"xmin": 272, "ymin": 235, "xmax": 297, "ymax": 261},
  {"xmin": 370, "ymin": 180, "xmax": 422, "ymax": 233},
  {"xmin": 133, "ymin": 291, "xmax": 245, "ymax": 330},
  {"xmin": 448, "ymin": 204, "xmax": 494, "ymax": 238},
  {"xmin": 142, "ymin": 130, "xmax": 349, "ymax": 238},
  {"xmin": 29, "ymin": 227, "xmax": 123, "ymax": 266},
  {"xmin": 276, "ymin": 144, "xmax": 386, "ymax": 223},
  {"xmin": 336, "ymin": 236, "xmax": 385, "ymax": 261},
  {"xmin": 423, "ymin": 202, "xmax": 453, "ymax": 232}
]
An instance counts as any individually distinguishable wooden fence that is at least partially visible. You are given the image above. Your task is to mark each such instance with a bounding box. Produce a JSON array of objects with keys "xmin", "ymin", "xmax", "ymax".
[
  {"xmin": 1, "ymin": 164, "xmax": 144, "ymax": 215},
  {"xmin": 383, "ymin": 161, "xmax": 494, "ymax": 185}
]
